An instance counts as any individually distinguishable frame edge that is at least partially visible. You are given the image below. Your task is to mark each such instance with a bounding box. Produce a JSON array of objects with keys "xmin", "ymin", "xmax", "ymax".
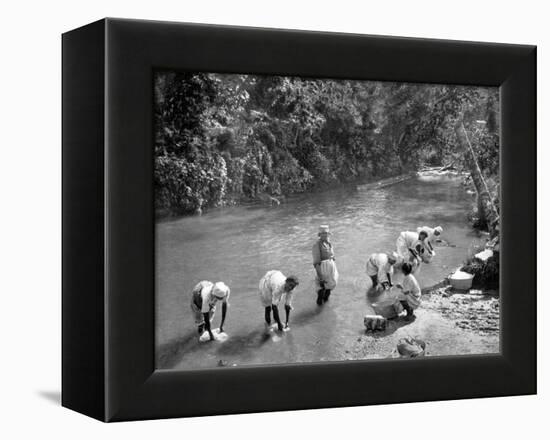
[{"xmin": 62, "ymin": 19, "xmax": 107, "ymax": 421}]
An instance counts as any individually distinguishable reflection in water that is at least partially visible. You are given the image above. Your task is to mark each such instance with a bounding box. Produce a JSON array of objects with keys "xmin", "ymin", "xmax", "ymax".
[{"xmin": 156, "ymin": 175, "xmax": 482, "ymax": 370}]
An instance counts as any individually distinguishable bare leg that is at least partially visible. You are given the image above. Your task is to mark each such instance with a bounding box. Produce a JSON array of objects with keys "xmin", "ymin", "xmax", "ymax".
[
  {"xmin": 272, "ymin": 305, "xmax": 284, "ymax": 331},
  {"xmin": 264, "ymin": 306, "xmax": 272, "ymax": 325},
  {"xmin": 317, "ymin": 281, "xmax": 325, "ymax": 305},
  {"xmin": 284, "ymin": 305, "xmax": 292, "ymax": 328}
]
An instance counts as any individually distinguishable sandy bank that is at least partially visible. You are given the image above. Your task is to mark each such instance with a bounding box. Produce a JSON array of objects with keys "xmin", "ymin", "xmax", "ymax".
[{"xmin": 344, "ymin": 285, "xmax": 499, "ymax": 361}]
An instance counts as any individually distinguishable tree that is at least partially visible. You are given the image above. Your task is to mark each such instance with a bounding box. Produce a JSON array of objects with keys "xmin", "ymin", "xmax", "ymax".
[
  {"xmin": 153, "ymin": 71, "xmax": 500, "ymax": 218},
  {"xmin": 454, "ymin": 121, "xmax": 499, "ymax": 234}
]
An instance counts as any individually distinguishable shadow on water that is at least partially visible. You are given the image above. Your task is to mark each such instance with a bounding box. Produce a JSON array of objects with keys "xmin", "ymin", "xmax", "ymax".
[
  {"xmin": 215, "ymin": 328, "xmax": 271, "ymax": 358},
  {"xmin": 157, "ymin": 332, "xmax": 202, "ymax": 369},
  {"xmin": 159, "ymin": 306, "xmax": 336, "ymax": 367},
  {"xmin": 211, "ymin": 305, "xmax": 336, "ymax": 363},
  {"xmin": 159, "ymin": 327, "xmax": 275, "ymax": 368},
  {"xmin": 289, "ymin": 305, "xmax": 326, "ymax": 326}
]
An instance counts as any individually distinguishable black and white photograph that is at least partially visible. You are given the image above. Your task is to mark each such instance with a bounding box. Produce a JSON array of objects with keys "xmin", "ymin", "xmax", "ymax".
[
  {"xmin": 1, "ymin": 0, "xmax": 544, "ymax": 436},
  {"xmin": 154, "ymin": 72, "xmax": 500, "ymax": 370}
]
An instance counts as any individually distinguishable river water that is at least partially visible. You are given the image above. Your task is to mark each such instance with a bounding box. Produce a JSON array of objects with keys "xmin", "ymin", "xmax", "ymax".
[{"xmin": 156, "ymin": 173, "xmax": 485, "ymax": 370}]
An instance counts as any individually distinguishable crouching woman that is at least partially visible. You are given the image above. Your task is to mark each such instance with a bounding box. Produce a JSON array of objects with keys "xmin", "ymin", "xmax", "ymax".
[{"xmin": 395, "ymin": 263, "xmax": 421, "ymax": 320}]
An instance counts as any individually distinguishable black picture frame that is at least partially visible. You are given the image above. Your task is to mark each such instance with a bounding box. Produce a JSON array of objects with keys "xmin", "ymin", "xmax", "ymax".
[{"xmin": 62, "ymin": 18, "xmax": 536, "ymax": 422}]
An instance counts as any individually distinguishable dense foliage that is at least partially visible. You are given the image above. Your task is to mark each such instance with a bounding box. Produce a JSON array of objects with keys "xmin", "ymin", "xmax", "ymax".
[
  {"xmin": 462, "ymin": 253, "xmax": 500, "ymax": 289},
  {"xmin": 154, "ymin": 72, "xmax": 499, "ymax": 216}
]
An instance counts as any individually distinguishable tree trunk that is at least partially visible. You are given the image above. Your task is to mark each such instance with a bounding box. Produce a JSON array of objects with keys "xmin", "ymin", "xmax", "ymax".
[{"xmin": 454, "ymin": 121, "xmax": 499, "ymax": 234}]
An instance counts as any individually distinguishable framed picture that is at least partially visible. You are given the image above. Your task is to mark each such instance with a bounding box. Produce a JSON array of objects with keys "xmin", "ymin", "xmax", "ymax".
[{"xmin": 62, "ymin": 18, "xmax": 536, "ymax": 422}]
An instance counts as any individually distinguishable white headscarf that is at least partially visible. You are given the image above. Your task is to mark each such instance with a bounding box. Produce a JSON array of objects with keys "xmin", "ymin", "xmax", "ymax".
[{"xmin": 212, "ymin": 282, "xmax": 230, "ymax": 300}]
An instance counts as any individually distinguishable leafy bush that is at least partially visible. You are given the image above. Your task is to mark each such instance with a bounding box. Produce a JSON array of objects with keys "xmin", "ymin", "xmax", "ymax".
[
  {"xmin": 462, "ymin": 253, "xmax": 499, "ymax": 289},
  {"xmin": 155, "ymin": 154, "xmax": 227, "ymax": 215},
  {"xmin": 272, "ymin": 152, "xmax": 313, "ymax": 194},
  {"xmin": 154, "ymin": 72, "xmax": 500, "ymax": 217}
]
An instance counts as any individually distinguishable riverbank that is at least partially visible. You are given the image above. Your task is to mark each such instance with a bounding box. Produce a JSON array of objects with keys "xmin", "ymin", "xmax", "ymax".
[
  {"xmin": 346, "ymin": 281, "xmax": 499, "ymax": 361},
  {"xmin": 348, "ymin": 304, "xmax": 499, "ymax": 361},
  {"xmin": 156, "ymin": 171, "xmax": 418, "ymax": 220},
  {"xmin": 343, "ymin": 171, "xmax": 500, "ymax": 360}
]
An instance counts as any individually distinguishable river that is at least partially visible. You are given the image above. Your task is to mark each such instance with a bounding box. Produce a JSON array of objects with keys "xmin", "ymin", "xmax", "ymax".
[{"xmin": 155, "ymin": 172, "xmax": 487, "ymax": 370}]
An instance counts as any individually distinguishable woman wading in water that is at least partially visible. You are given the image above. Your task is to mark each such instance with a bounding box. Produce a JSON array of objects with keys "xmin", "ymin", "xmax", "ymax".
[{"xmin": 312, "ymin": 225, "xmax": 339, "ymax": 305}]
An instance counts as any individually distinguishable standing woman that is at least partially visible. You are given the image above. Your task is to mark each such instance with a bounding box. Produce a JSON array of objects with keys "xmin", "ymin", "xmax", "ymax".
[{"xmin": 312, "ymin": 225, "xmax": 339, "ymax": 305}]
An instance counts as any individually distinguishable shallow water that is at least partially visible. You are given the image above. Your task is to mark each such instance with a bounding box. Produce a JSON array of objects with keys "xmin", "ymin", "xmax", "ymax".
[{"xmin": 155, "ymin": 173, "xmax": 485, "ymax": 370}]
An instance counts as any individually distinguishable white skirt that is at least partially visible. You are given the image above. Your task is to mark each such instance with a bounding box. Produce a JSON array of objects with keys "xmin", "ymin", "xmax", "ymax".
[{"xmin": 316, "ymin": 259, "xmax": 339, "ymax": 290}]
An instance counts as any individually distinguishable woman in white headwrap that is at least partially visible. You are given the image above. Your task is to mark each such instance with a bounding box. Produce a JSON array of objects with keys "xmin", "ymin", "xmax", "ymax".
[
  {"xmin": 416, "ymin": 225, "xmax": 443, "ymax": 255},
  {"xmin": 366, "ymin": 252, "xmax": 398, "ymax": 290},
  {"xmin": 396, "ymin": 230, "xmax": 428, "ymax": 265},
  {"xmin": 190, "ymin": 281, "xmax": 230, "ymax": 341},
  {"xmin": 312, "ymin": 225, "xmax": 339, "ymax": 305}
]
